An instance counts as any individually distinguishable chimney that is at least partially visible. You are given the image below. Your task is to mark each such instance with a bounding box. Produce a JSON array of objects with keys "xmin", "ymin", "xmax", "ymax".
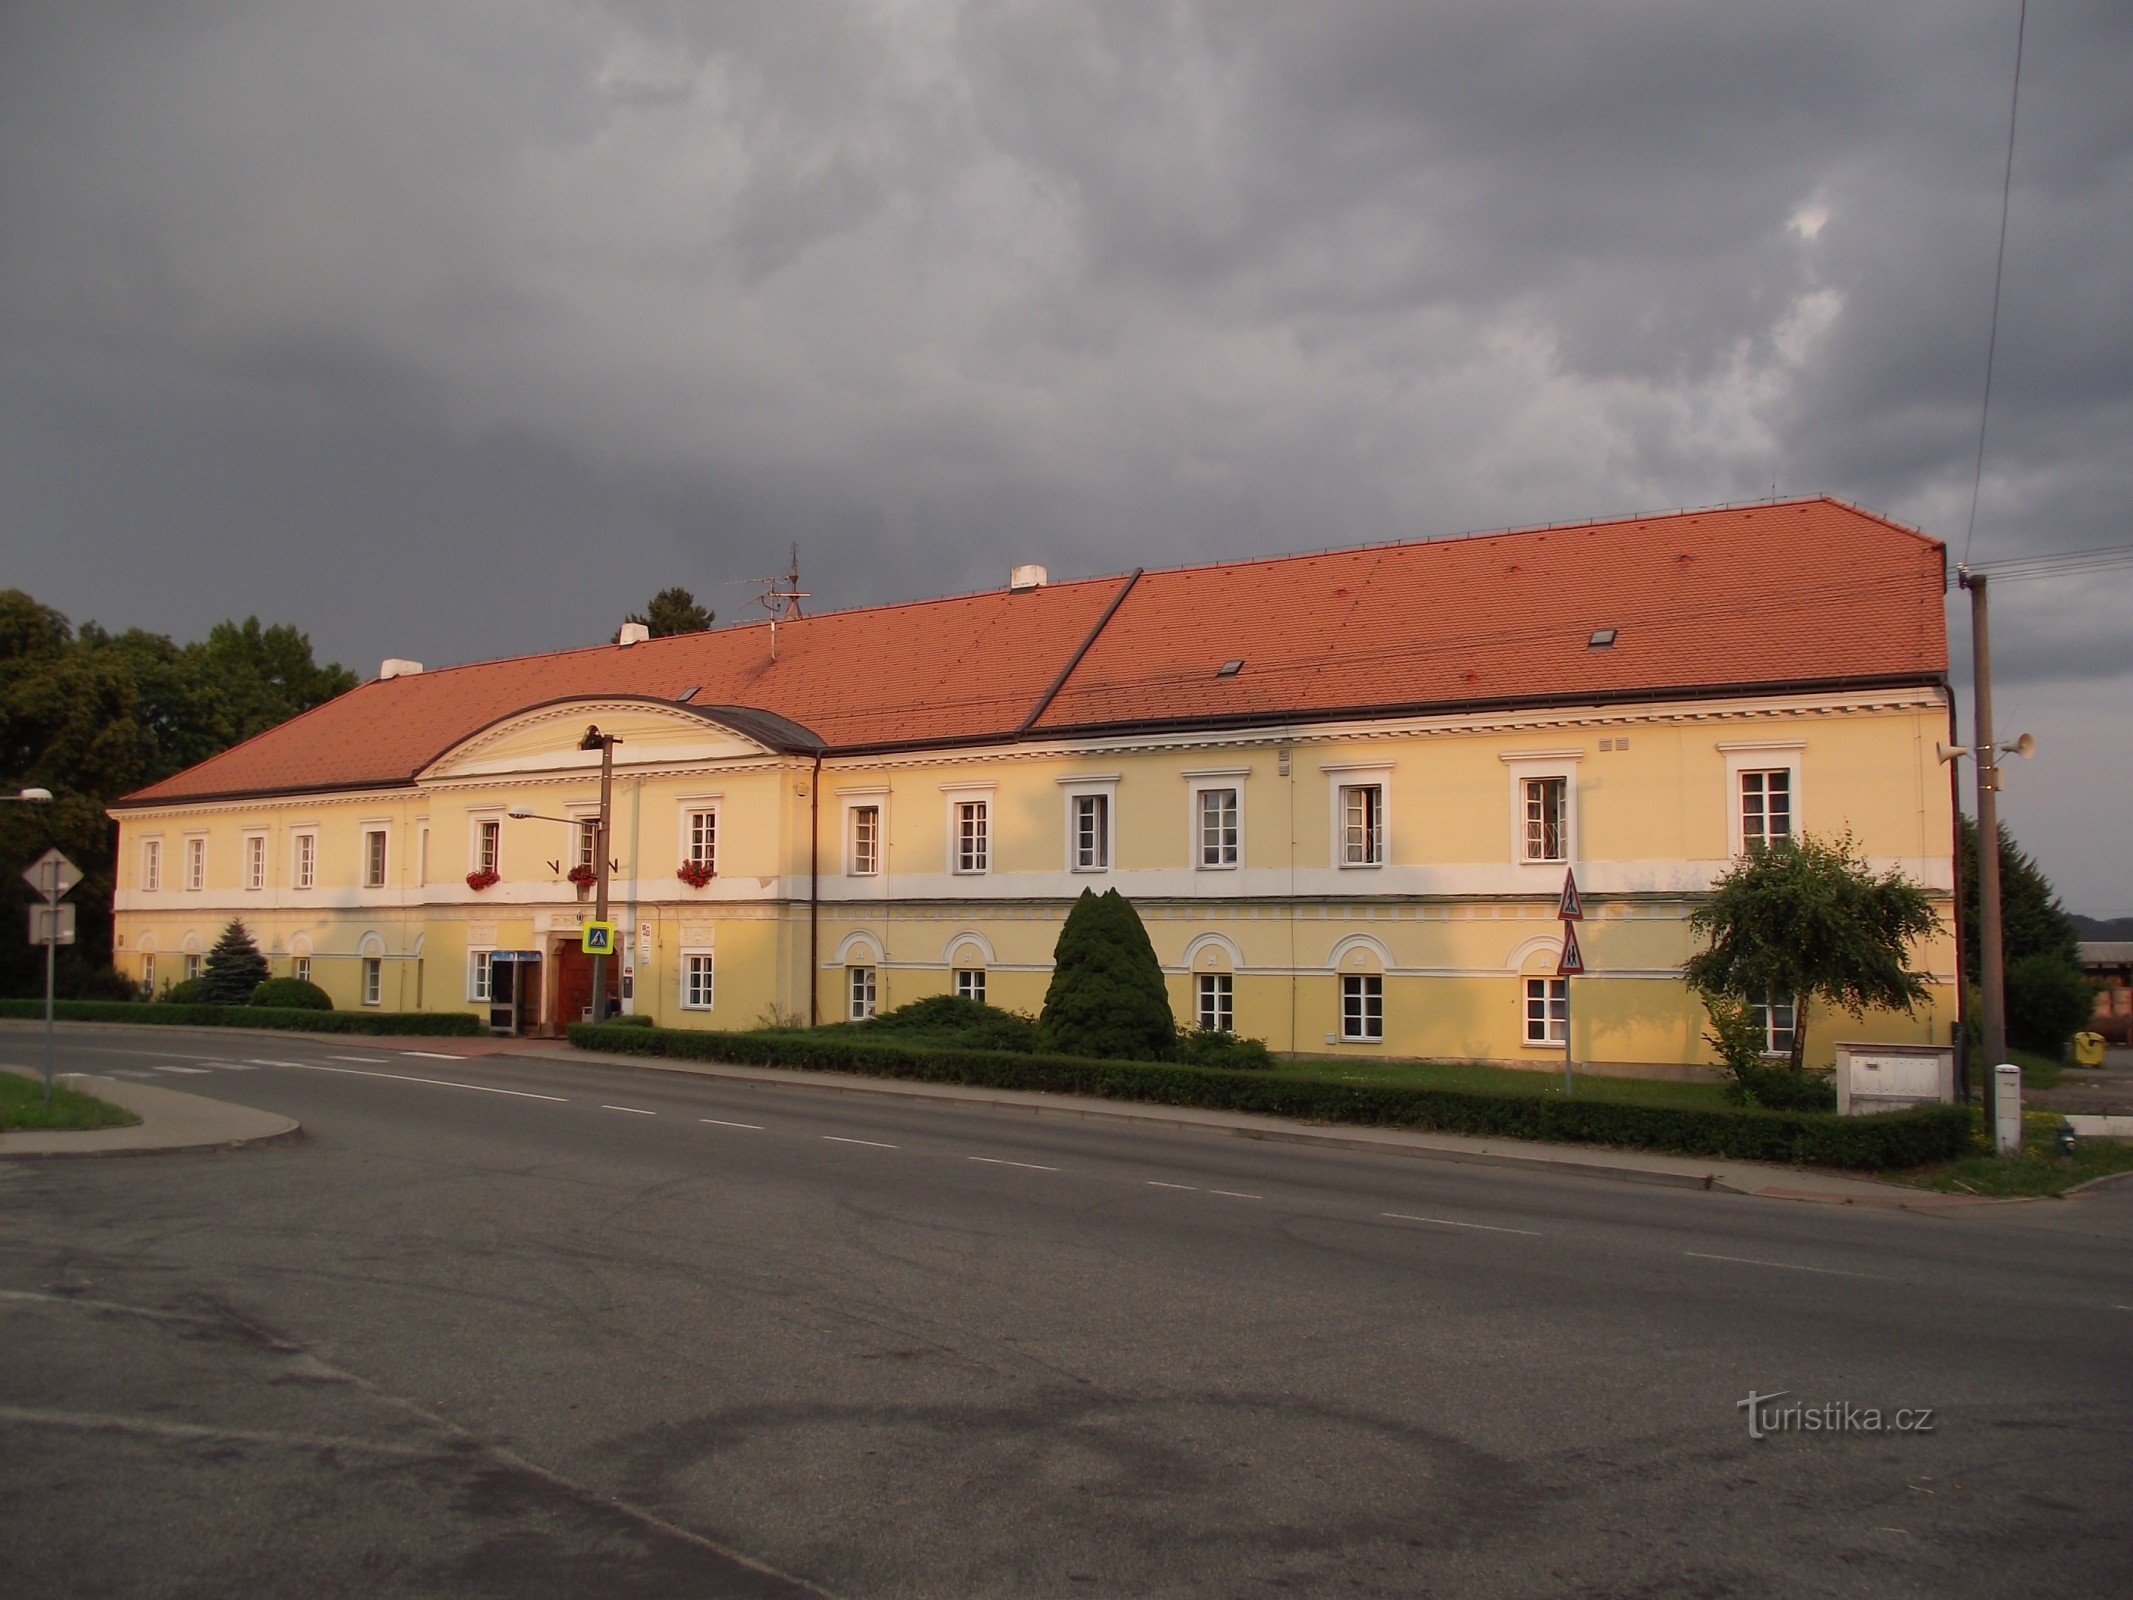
[
  {"xmin": 379, "ymin": 658, "xmax": 424, "ymax": 680},
  {"xmin": 1009, "ymin": 563, "xmax": 1048, "ymax": 592},
  {"xmin": 617, "ymin": 621, "xmax": 651, "ymax": 647}
]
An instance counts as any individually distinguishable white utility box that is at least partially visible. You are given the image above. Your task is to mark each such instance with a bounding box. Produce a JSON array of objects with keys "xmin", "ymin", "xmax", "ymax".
[{"xmin": 1834, "ymin": 1042, "xmax": 1956, "ymax": 1115}]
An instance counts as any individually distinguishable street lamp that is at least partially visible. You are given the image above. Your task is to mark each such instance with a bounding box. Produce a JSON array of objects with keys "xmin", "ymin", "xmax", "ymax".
[
  {"xmin": 505, "ymin": 726, "xmax": 623, "ymax": 1024},
  {"xmin": 11, "ymin": 788, "xmax": 54, "ymax": 803}
]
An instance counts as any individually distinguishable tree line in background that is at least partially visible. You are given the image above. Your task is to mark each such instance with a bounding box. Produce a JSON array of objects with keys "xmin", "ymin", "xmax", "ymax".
[{"xmin": 0, "ymin": 590, "xmax": 358, "ymax": 998}]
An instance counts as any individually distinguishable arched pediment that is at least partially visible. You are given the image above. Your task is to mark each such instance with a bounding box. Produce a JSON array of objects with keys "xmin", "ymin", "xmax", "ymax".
[{"xmin": 418, "ymin": 696, "xmax": 823, "ymax": 784}]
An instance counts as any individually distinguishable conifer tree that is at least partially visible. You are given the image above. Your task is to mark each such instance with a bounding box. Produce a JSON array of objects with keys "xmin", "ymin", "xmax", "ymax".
[
  {"xmin": 200, "ymin": 919, "xmax": 270, "ymax": 1005},
  {"xmin": 1036, "ymin": 889, "xmax": 1176, "ymax": 1060}
]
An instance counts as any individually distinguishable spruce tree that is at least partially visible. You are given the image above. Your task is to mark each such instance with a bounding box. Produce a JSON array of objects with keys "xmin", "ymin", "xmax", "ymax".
[
  {"xmin": 1036, "ymin": 889, "xmax": 1176, "ymax": 1060},
  {"xmin": 200, "ymin": 919, "xmax": 270, "ymax": 1005}
]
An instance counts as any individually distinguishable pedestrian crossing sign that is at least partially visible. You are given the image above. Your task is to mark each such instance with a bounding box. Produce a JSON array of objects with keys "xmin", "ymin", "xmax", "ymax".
[{"xmin": 581, "ymin": 921, "xmax": 616, "ymax": 956}]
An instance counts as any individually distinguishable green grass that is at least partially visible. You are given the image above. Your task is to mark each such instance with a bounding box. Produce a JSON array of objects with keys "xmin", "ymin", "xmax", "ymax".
[
  {"xmin": 0, "ymin": 1071, "xmax": 140, "ymax": 1133},
  {"xmin": 2006, "ymin": 1047, "xmax": 2067, "ymax": 1091},
  {"xmin": 1892, "ymin": 1109, "xmax": 2133, "ymax": 1197}
]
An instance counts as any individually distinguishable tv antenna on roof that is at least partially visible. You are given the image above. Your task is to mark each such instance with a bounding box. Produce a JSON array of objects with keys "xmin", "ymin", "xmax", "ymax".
[{"xmin": 755, "ymin": 543, "xmax": 809, "ymax": 659}]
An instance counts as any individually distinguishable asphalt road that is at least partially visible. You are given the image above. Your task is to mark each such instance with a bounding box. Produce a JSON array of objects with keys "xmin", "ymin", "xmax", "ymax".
[{"xmin": 3, "ymin": 1024, "xmax": 2130, "ymax": 1599}]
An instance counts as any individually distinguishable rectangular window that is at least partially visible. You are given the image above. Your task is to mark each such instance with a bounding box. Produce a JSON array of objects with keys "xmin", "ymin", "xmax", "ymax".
[
  {"xmin": 955, "ymin": 801, "xmax": 989, "ymax": 874},
  {"xmin": 293, "ymin": 832, "xmax": 316, "ymax": 890},
  {"xmin": 1740, "ymin": 770, "xmax": 1792, "ymax": 850},
  {"xmin": 1198, "ymin": 788, "xmax": 1239, "ymax": 869},
  {"xmin": 848, "ymin": 965, "xmax": 877, "ymax": 1021},
  {"xmin": 477, "ymin": 820, "xmax": 501, "ymax": 874},
  {"xmin": 1523, "ymin": 777, "xmax": 1567, "ymax": 862},
  {"xmin": 1525, "ymin": 977, "xmax": 1568, "ymax": 1044},
  {"xmin": 686, "ymin": 809, "xmax": 717, "ymax": 873},
  {"xmin": 1197, "ymin": 973, "xmax": 1234, "ymax": 1034},
  {"xmin": 292, "ymin": 956, "xmax": 310, "ymax": 984},
  {"xmin": 1749, "ymin": 994, "xmax": 1797, "ymax": 1056},
  {"xmin": 576, "ymin": 820, "xmax": 598, "ymax": 872},
  {"xmin": 849, "ymin": 805, "xmax": 880, "ymax": 876},
  {"xmin": 362, "ymin": 956, "xmax": 382, "ymax": 1006},
  {"xmin": 245, "ymin": 835, "xmax": 266, "ymax": 891},
  {"xmin": 468, "ymin": 950, "xmax": 493, "ymax": 1003},
  {"xmin": 1073, "ymin": 794, "xmax": 1109, "ymax": 871},
  {"xmin": 141, "ymin": 953, "xmax": 156, "ymax": 991},
  {"xmin": 417, "ymin": 824, "xmax": 429, "ymax": 885},
  {"xmin": 683, "ymin": 953, "xmax": 716, "ymax": 1010},
  {"xmin": 184, "ymin": 953, "xmax": 202, "ymax": 982},
  {"xmin": 363, "ymin": 828, "xmax": 388, "ymax": 887},
  {"xmin": 1340, "ymin": 974, "xmax": 1383, "ymax": 1041},
  {"xmin": 185, "ymin": 837, "xmax": 206, "ymax": 892},
  {"xmin": 142, "ymin": 839, "xmax": 162, "ymax": 893},
  {"xmin": 954, "ymin": 967, "xmax": 986, "ymax": 1004},
  {"xmin": 1340, "ymin": 784, "xmax": 1384, "ymax": 867}
]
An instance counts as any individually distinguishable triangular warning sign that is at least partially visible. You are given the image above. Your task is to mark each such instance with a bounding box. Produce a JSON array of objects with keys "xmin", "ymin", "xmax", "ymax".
[
  {"xmin": 1557, "ymin": 922, "xmax": 1585, "ymax": 976},
  {"xmin": 1556, "ymin": 869, "xmax": 1584, "ymax": 922}
]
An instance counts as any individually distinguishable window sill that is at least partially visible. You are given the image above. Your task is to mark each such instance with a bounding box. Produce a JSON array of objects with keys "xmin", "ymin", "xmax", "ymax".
[{"xmin": 1338, "ymin": 861, "xmax": 1384, "ymax": 871}]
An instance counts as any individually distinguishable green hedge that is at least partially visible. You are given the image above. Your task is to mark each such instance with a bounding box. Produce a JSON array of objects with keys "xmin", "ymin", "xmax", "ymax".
[
  {"xmin": 0, "ymin": 999, "xmax": 483, "ymax": 1036},
  {"xmin": 569, "ymin": 1024, "xmax": 1969, "ymax": 1171}
]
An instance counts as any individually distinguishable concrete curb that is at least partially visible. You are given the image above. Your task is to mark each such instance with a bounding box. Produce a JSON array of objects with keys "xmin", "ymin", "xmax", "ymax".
[
  {"xmin": 0, "ymin": 1069, "xmax": 302, "ymax": 1161},
  {"xmin": 534, "ymin": 1042, "xmax": 1969, "ymax": 1212}
]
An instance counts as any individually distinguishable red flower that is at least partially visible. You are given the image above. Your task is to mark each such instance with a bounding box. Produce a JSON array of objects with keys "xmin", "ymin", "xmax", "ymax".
[
  {"xmin": 566, "ymin": 864, "xmax": 598, "ymax": 888},
  {"xmin": 676, "ymin": 860, "xmax": 715, "ymax": 888},
  {"xmin": 465, "ymin": 869, "xmax": 500, "ymax": 891}
]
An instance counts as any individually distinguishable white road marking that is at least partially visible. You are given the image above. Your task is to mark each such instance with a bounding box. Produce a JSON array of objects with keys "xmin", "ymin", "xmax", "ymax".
[
  {"xmin": 1147, "ymin": 1181, "xmax": 1198, "ymax": 1191},
  {"xmin": 823, "ymin": 1135, "xmax": 898, "ymax": 1149},
  {"xmin": 399, "ymin": 1051, "xmax": 468, "ymax": 1061},
  {"xmin": 1685, "ymin": 1251, "xmax": 1881, "ymax": 1280},
  {"xmin": 602, "ymin": 1104, "xmax": 657, "ymax": 1116},
  {"xmin": 155, "ymin": 1066, "xmax": 212, "ymax": 1075},
  {"xmin": 328, "ymin": 1055, "xmax": 390, "ymax": 1064},
  {"xmin": 1383, "ymin": 1212, "xmax": 1542, "ymax": 1237},
  {"xmin": 969, "ymin": 1156, "xmax": 1060, "ymax": 1172},
  {"xmin": 201, "ymin": 1062, "xmax": 255, "ymax": 1071},
  {"xmin": 700, "ymin": 1118, "xmax": 765, "ymax": 1130},
  {"xmin": 112, "ymin": 1070, "xmax": 152, "ymax": 1079},
  {"xmin": 247, "ymin": 1059, "xmax": 313, "ymax": 1068},
  {"xmin": 269, "ymin": 1060, "xmax": 568, "ymax": 1102},
  {"xmin": 1210, "ymin": 1189, "xmax": 1262, "ymax": 1200}
]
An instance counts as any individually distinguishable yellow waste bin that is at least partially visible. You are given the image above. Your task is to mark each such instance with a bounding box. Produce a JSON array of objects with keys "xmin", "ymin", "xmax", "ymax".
[{"xmin": 2073, "ymin": 1031, "xmax": 2106, "ymax": 1068}]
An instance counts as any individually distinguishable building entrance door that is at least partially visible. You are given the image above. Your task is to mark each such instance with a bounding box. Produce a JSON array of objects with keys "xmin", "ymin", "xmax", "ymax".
[{"xmin": 553, "ymin": 940, "xmax": 620, "ymax": 1031}]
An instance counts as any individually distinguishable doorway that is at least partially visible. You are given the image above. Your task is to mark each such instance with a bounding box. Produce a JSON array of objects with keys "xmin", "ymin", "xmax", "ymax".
[{"xmin": 552, "ymin": 939, "xmax": 620, "ymax": 1031}]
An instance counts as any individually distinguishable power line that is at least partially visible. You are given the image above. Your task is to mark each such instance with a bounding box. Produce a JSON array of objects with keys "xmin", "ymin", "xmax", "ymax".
[{"xmin": 1962, "ymin": 0, "xmax": 2029, "ymax": 567}]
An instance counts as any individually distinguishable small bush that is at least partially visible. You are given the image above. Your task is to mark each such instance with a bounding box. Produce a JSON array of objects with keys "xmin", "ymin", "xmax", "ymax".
[
  {"xmin": 1176, "ymin": 1028, "xmax": 1276, "ymax": 1070},
  {"xmin": 861, "ymin": 994, "xmax": 1038, "ymax": 1052},
  {"xmin": 605, "ymin": 1013, "xmax": 655, "ymax": 1027},
  {"xmin": 0, "ymin": 999, "xmax": 482, "ymax": 1035},
  {"xmin": 1700, "ymin": 992, "xmax": 1835, "ymax": 1111},
  {"xmin": 2006, "ymin": 954, "xmax": 2095, "ymax": 1057},
  {"xmin": 249, "ymin": 977, "xmax": 332, "ymax": 1011},
  {"xmin": 162, "ymin": 978, "xmax": 209, "ymax": 1005}
]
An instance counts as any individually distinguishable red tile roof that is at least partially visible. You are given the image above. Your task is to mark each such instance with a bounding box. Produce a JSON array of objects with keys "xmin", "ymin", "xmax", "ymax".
[{"xmin": 119, "ymin": 498, "xmax": 1946, "ymax": 806}]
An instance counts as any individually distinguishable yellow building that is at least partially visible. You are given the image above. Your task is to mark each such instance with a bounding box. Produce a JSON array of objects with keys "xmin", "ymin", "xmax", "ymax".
[{"xmin": 108, "ymin": 498, "xmax": 1960, "ymax": 1072}]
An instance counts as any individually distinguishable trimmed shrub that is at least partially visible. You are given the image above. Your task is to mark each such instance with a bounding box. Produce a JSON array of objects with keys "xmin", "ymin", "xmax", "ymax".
[
  {"xmin": 248, "ymin": 977, "xmax": 332, "ymax": 1011},
  {"xmin": 567, "ymin": 1023, "xmax": 1969, "ymax": 1171},
  {"xmin": 1036, "ymin": 888, "xmax": 1175, "ymax": 1060},
  {"xmin": 0, "ymin": 999, "xmax": 482, "ymax": 1035},
  {"xmin": 1176, "ymin": 1029, "xmax": 1276, "ymax": 1070},
  {"xmin": 2005, "ymin": 954, "xmax": 2095, "ymax": 1057},
  {"xmin": 860, "ymin": 994, "xmax": 1038, "ymax": 1052},
  {"xmin": 200, "ymin": 920, "xmax": 271, "ymax": 1005},
  {"xmin": 162, "ymin": 978, "xmax": 209, "ymax": 1006},
  {"xmin": 605, "ymin": 1013, "xmax": 655, "ymax": 1027}
]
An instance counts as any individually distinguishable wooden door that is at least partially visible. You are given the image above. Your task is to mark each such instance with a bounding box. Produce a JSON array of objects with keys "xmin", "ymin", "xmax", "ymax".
[{"xmin": 553, "ymin": 943, "xmax": 618, "ymax": 1029}]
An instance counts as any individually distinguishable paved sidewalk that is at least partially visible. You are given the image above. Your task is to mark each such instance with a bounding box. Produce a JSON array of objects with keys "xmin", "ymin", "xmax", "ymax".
[
  {"xmin": 0, "ymin": 1068, "xmax": 300, "ymax": 1160},
  {"xmin": 534, "ymin": 1041, "xmax": 1992, "ymax": 1216}
]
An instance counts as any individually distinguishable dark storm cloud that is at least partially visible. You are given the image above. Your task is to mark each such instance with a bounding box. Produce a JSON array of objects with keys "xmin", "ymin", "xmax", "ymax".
[{"xmin": 3, "ymin": 0, "xmax": 2129, "ymax": 900}]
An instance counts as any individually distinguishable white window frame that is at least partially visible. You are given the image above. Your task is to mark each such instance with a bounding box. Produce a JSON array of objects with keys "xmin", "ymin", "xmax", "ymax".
[
  {"xmin": 943, "ymin": 784, "xmax": 994, "ymax": 875},
  {"xmin": 1324, "ymin": 763, "xmax": 1391, "ymax": 869},
  {"xmin": 848, "ymin": 964, "xmax": 877, "ymax": 1020},
  {"xmin": 1340, "ymin": 973, "xmax": 1384, "ymax": 1041},
  {"xmin": 291, "ymin": 955, "xmax": 310, "ymax": 985},
  {"xmin": 569, "ymin": 807, "xmax": 600, "ymax": 873},
  {"xmin": 362, "ymin": 826, "xmax": 389, "ymax": 889},
  {"xmin": 1059, "ymin": 776, "xmax": 1120, "ymax": 874},
  {"xmin": 467, "ymin": 949, "xmax": 494, "ymax": 1003},
  {"xmin": 292, "ymin": 830, "xmax": 316, "ymax": 890},
  {"xmin": 471, "ymin": 815, "xmax": 502, "ymax": 875},
  {"xmin": 243, "ymin": 832, "xmax": 267, "ymax": 892},
  {"xmin": 361, "ymin": 956, "xmax": 382, "ymax": 1006},
  {"xmin": 844, "ymin": 795, "xmax": 885, "ymax": 877},
  {"xmin": 416, "ymin": 821, "xmax": 429, "ymax": 886},
  {"xmin": 141, "ymin": 837, "xmax": 162, "ymax": 893},
  {"xmin": 681, "ymin": 950, "xmax": 716, "ymax": 1011},
  {"xmin": 1502, "ymin": 753, "xmax": 1581, "ymax": 868},
  {"xmin": 1749, "ymin": 993, "xmax": 1797, "ymax": 1056},
  {"xmin": 141, "ymin": 952, "xmax": 156, "ymax": 990},
  {"xmin": 681, "ymin": 803, "xmax": 719, "ymax": 874},
  {"xmin": 184, "ymin": 835, "xmax": 206, "ymax": 892},
  {"xmin": 1185, "ymin": 769, "xmax": 1249, "ymax": 871},
  {"xmin": 1719, "ymin": 742, "xmax": 1805, "ymax": 858},
  {"xmin": 184, "ymin": 953, "xmax": 202, "ymax": 983},
  {"xmin": 954, "ymin": 967, "xmax": 986, "ymax": 1005},
  {"xmin": 1524, "ymin": 977, "xmax": 1568, "ymax": 1045},
  {"xmin": 1197, "ymin": 972, "xmax": 1234, "ymax": 1033}
]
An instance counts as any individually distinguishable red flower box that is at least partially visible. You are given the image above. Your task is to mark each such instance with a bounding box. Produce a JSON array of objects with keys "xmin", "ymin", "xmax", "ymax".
[
  {"xmin": 566, "ymin": 864, "xmax": 598, "ymax": 889},
  {"xmin": 465, "ymin": 868, "xmax": 500, "ymax": 891},
  {"xmin": 676, "ymin": 860, "xmax": 715, "ymax": 889}
]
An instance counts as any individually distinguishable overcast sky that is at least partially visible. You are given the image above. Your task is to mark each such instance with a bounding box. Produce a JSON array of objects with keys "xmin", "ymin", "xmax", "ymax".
[{"xmin": 4, "ymin": 2, "xmax": 2129, "ymax": 909}]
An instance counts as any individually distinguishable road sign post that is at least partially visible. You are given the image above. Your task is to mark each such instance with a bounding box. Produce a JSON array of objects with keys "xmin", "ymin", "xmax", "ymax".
[
  {"xmin": 22, "ymin": 847, "xmax": 83, "ymax": 1106},
  {"xmin": 1557, "ymin": 870, "xmax": 1585, "ymax": 1097}
]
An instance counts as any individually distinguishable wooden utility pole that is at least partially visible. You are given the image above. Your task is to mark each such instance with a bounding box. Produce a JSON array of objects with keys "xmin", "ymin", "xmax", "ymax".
[{"xmin": 1959, "ymin": 569, "xmax": 2008, "ymax": 1080}]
